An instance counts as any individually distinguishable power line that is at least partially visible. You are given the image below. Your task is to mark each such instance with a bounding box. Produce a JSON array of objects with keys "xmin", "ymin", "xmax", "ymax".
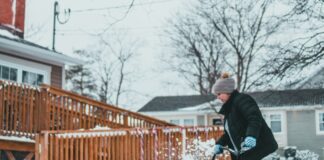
[
  {"xmin": 71, "ymin": 0, "xmax": 176, "ymax": 13},
  {"xmin": 56, "ymin": 25, "xmax": 171, "ymax": 32}
]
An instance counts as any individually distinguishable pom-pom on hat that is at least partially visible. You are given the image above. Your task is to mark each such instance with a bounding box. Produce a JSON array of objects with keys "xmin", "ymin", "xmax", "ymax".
[{"xmin": 212, "ymin": 72, "xmax": 235, "ymax": 94}]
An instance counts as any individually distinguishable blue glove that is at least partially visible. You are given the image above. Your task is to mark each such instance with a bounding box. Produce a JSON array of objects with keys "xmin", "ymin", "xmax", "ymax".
[
  {"xmin": 214, "ymin": 144, "xmax": 223, "ymax": 154},
  {"xmin": 242, "ymin": 136, "xmax": 256, "ymax": 150}
]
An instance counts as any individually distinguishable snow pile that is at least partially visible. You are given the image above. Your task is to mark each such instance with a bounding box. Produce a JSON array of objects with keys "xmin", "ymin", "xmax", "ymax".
[
  {"xmin": 295, "ymin": 150, "xmax": 319, "ymax": 160},
  {"xmin": 263, "ymin": 150, "xmax": 319, "ymax": 160},
  {"xmin": 183, "ymin": 138, "xmax": 218, "ymax": 160}
]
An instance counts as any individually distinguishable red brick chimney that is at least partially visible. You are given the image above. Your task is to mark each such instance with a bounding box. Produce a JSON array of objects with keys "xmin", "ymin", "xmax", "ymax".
[{"xmin": 0, "ymin": 0, "xmax": 26, "ymax": 38}]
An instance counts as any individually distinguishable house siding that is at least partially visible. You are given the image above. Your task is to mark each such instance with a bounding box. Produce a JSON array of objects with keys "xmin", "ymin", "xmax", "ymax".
[
  {"xmin": 287, "ymin": 110, "xmax": 324, "ymax": 160},
  {"xmin": 197, "ymin": 115, "xmax": 205, "ymax": 126},
  {"xmin": 51, "ymin": 65, "xmax": 62, "ymax": 88}
]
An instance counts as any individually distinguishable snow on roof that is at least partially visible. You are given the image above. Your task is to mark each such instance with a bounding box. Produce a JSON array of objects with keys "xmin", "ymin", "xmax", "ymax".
[
  {"xmin": 177, "ymin": 99, "xmax": 221, "ymax": 111},
  {"xmin": 278, "ymin": 63, "xmax": 324, "ymax": 89},
  {"xmin": 0, "ymin": 29, "xmax": 20, "ymax": 39},
  {"xmin": 294, "ymin": 65, "xmax": 324, "ymax": 88}
]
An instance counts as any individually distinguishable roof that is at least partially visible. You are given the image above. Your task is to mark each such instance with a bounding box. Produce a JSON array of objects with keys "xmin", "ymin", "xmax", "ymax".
[
  {"xmin": 249, "ymin": 89, "xmax": 324, "ymax": 107},
  {"xmin": 284, "ymin": 65, "xmax": 324, "ymax": 89},
  {"xmin": 0, "ymin": 33, "xmax": 84, "ymax": 66},
  {"xmin": 138, "ymin": 95, "xmax": 215, "ymax": 112},
  {"xmin": 138, "ymin": 89, "xmax": 324, "ymax": 112}
]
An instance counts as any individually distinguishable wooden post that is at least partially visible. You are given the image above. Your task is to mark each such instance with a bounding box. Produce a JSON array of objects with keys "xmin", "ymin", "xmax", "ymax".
[
  {"xmin": 38, "ymin": 87, "xmax": 49, "ymax": 131},
  {"xmin": 0, "ymin": 82, "xmax": 3, "ymax": 132},
  {"xmin": 35, "ymin": 132, "xmax": 49, "ymax": 160},
  {"xmin": 123, "ymin": 112, "xmax": 128, "ymax": 127}
]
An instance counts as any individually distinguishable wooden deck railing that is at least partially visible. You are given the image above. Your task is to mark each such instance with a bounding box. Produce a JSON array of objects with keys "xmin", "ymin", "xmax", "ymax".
[
  {"xmin": 41, "ymin": 84, "xmax": 174, "ymax": 129},
  {"xmin": 0, "ymin": 81, "xmax": 41, "ymax": 138},
  {"xmin": 0, "ymin": 81, "xmax": 174, "ymax": 139},
  {"xmin": 36, "ymin": 126, "xmax": 230, "ymax": 160}
]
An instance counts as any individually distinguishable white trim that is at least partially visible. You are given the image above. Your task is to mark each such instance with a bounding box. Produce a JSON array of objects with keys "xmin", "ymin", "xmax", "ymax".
[
  {"xmin": 315, "ymin": 110, "xmax": 324, "ymax": 135},
  {"xmin": 143, "ymin": 113, "xmax": 198, "ymax": 126},
  {"xmin": 0, "ymin": 36, "xmax": 84, "ymax": 65},
  {"xmin": 141, "ymin": 105, "xmax": 324, "ymax": 116},
  {"xmin": 62, "ymin": 67, "xmax": 66, "ymax": 89},
  {"xmin": 204, "ymin": 114, "xmax": 208, "ymax": 126},
  {"xmin": 0, "ymin": 54, "xmax": 51, "ymax": 84},
  {"xmin": 260, "ymin": 105, "xmax": 324, "ymax": 111},
  {"xmin": 140, "ymin": 111, "xmax": 207, "ymax": 116}
]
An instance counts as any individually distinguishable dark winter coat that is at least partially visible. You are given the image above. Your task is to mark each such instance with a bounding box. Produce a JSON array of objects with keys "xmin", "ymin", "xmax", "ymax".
[{"xmin": 216, "ymin": 90, "xmax": 278, "ymax": 160}]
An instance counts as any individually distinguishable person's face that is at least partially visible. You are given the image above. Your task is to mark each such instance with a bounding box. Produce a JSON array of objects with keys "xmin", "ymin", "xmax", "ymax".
[{"xmin": 216, "ymin": 93, "xmax": 230, "ymax": 103}]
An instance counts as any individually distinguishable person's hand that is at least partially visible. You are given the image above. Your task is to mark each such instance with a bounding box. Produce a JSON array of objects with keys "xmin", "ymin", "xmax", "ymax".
[
  {"xmin": 242, "ymin": 136, "xmax": 256, "ymax": 151},
  {"xmin": 214, "ymin": 144, "xmax": 223, "ymax": 154}
]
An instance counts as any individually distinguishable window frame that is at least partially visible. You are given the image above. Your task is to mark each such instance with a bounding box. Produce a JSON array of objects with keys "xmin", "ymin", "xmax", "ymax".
[
  {"xmin": 0, "ymin": 65, "xmax": 18, "ymax": 82},
  {"xmin": 263, "ymin": 112, "xmax": 284, "ymax": 134},
  {"xmin": 212, "ymin": 118, "xmax": 223, "ymax": 125},
  {"xmin": 0, "ymin": 55, "xmax": 50, "ymax": 85},
  {"xmin": 269, "ymin": 114, "xmax": 282, "ymax": 133},
  {"xmin": 315, "ymin": 110, "xmax": 324, "ymax": 135}
]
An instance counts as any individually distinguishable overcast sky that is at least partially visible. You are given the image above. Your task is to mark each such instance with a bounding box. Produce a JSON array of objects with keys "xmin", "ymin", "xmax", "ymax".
[{"xmin": 24, "ymin": 0, "xmax": 196, "ymax": 110}]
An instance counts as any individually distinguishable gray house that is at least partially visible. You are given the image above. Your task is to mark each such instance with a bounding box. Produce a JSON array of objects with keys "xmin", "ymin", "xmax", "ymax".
[{"xmin": 138, "ymin": 89, "xmax": 324, "ymax": 159}]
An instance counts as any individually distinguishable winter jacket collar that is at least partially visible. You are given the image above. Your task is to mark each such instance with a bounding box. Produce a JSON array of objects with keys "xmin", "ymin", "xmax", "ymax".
[{"xmin": 218, "ymin": 90, "xmax": 239, "ymax": 116}]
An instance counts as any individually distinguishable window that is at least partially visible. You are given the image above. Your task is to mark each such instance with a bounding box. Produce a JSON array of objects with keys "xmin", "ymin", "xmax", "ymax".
[
  {"xmin": 0, "ymin": 55, "xmax": 50, "ymax": 86},
  {"xmin": 270, "ymin": 114, "xmax": 282, "ymax": 133},
  {"xmin": 170, "ymin": 119, "xmax": 180, "ymax": 125},
  {"xmin": 319, "ymin": 113, "xmax": 324, "ymax": 131},
  {"xmin": 263, "ymin": 112, "xmax": 283, "ymax": 134},
  {"xmin": 0, "ymin": 65, "xmax": 18, "ymax": 82},
  {"xmin": 316, "ymin": 110, "xmax": 324, "ymax": 134},
  {"xmin": 22, "ymin": 71, "xmax": 44, "ymax": 85},
  {"xmin": 212, "ymin": 118, "xmax": 223, "ymax": 125},
  {"xmin": 184, "ymin": 119, "xmax": 194, "ymax": 126}
]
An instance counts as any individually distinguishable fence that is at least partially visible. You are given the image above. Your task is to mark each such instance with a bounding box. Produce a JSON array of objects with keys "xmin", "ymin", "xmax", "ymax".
[
  {"xmin": 0, "ymin": 81, "xmax": 174, "ymax": 139},
  {"xmin": 36, "ymin": 126, "xmax": 230, "ymax": 160}
]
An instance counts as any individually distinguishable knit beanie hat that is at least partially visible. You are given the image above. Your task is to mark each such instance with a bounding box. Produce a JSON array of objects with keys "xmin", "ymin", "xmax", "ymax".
[{"xmin": 212, "ymin": 72, "xmax": 235, "ymax": 94}]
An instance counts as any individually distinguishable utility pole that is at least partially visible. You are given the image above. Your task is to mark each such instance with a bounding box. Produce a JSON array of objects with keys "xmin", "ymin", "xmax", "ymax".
[{"xmin": 52, "ymin": 1, "xmax": 70, "ymax": 51}]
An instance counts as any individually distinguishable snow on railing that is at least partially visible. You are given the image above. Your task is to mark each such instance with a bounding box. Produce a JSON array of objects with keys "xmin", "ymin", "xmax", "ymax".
[
  {"xmin": 0, "ymin": 81, "xmax": 175, "ymax": 140},
  {"xmin": 35, "ymin": 126, "xmax": 229, "ymax": 160}
]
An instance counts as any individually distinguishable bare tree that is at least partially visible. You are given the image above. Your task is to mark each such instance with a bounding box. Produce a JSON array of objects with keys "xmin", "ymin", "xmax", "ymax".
[
  {"xmin": 265, "ymin": 0, "xmax": 324, "ymax": 81},
  {"xmin": 167, "ymin": 0, "xmax": 286, "ymax": 93},
  {"xmin": 91, "ymin": 33, "xmax": 138, "ymax": 106},
  {"xmin": 115, "ymin": 48, "xmax": 134, "ymax": 106},
  {"xmin": 97, "ymin": 63, "xmax": 114, "ymax": 104},
  {"xmin": 167, "ymin": 15, "xmax": 226, "ymax": 94}
]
